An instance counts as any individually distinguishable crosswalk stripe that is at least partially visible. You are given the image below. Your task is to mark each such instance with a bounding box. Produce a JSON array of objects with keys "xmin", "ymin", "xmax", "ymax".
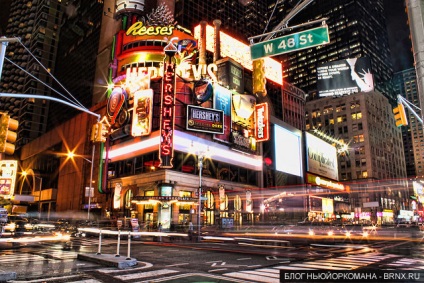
[
  {"xmin": 225, "ymin": 271, "xmax": 279, "ymax": 283},
  {"xmin": 289, "ymin": 263, "xmax": 347, "ymax": 270},
  {"xmin": 115, "ymin": 269, "xmax": 179, "ymax": 280},
  {"xmin": 275, "ymin": 266, "xmax": 316, "ymax": 270}
]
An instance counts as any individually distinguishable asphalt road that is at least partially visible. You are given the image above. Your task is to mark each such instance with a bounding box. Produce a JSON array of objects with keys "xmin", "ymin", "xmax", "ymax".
[{"xmin": 1, "ymin": 227, "xmax": 424, "ymax": 282}]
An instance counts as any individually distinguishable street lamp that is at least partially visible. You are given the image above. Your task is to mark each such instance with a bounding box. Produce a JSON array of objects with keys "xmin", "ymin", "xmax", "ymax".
[
  {"xmin": 35, "ymin": 176, "xmax": 42, "ymax": 219},
  {"xmin": 192, "ymin": 143, "xmax": 210, "ymax": 242},
  {"xmin": 67, "ymin": 144, "xmax": 95, "ymax": 220},
  {"xmin": 21, "ymin": 170, "xmax": 43, "ymax": 219}
]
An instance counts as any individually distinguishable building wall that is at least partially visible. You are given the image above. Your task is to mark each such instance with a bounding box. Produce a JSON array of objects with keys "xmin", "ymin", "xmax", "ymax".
[
  {"xmin": 406, "ymin": 0, "xmax": 424, "ymax": 117},
  {"xmin": 393, "ymin": 68, "xmax": 422, "ymax": 177},
  {"xmin": 305, "ymin": 91, "xmax": 406, "ymax": 181}
]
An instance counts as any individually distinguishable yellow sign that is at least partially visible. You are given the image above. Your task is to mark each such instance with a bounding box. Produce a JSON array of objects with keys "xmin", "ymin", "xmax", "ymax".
[{"xmin": 126, "ymin": 22, "xmax": 175, "ymax": 37}]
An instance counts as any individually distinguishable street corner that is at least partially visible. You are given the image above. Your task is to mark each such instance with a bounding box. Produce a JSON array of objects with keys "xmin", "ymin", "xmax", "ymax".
[{"xmin": 0, "ymin": 271, "xmax": 17, "ymax": 283}]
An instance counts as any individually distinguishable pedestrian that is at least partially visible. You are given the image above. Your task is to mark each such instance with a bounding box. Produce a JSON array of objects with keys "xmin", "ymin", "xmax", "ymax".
[
  {"xmin": 158, "ymin": 222, "xmax": 162, "ymax": 242},
  {"xmin": 188, "ymin": 221, "xmax": 194, "ymax": 240}
]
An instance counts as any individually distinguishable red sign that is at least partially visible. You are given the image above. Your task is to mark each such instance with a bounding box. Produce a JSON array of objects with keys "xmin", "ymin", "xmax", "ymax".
[
  {"xmin": 255, "ymin": 103, "xmax": 269, "ymax": 142},
  {"xmin": 159, "ymin": 59, "xmax": 176, "ymax": 168}
]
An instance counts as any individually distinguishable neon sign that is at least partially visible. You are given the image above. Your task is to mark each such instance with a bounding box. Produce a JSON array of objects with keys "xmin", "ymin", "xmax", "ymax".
[
  {"xmin": 159, "ymin": 59, "xmax": 176, "ymax": 168},
  {"xmin": 255, "ymin": 103, "xmax": 269, "ymax": 142},
  {"xmin": 126, "ymin": 22, "xmax": 175, "ymax": 37}
]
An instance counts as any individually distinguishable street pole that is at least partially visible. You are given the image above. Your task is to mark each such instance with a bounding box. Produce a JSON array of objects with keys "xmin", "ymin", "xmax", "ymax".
[
  {"xmin": 197, "ymin": 155, "xmax": 203, "ymax": 242},
  {"xmin": 88, "ymin": 144, "xmax": 95, "ymax": 220},
  {"xmin": 36, "ymin": 176, "xmax": 42, "ymax": 219}
]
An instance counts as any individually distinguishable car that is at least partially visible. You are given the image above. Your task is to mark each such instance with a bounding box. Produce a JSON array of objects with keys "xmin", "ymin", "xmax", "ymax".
[{"xmin": 4, "ymin": 215, "xmax": 32, "ymax": 235}]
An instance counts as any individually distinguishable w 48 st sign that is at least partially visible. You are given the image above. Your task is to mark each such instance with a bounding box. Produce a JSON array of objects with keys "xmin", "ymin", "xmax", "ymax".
[{"xmin": 250, "ymin": 26, "xmax": 329, "ymax": 60}]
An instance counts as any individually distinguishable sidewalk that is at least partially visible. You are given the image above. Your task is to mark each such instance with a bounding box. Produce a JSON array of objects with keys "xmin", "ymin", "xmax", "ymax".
[{"xmin": 77, "ymin": 253, "xmax": 137, "ymax": 269}]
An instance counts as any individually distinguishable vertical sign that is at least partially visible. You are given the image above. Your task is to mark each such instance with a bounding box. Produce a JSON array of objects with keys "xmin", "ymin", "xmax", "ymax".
[
  {"xmin": 0, "ymin": 160, "xmax": 17, "ymax": 198},
  {"xmin": 255, "ymin": 103, "xmax": 269, "ymax": 142},
  {"xmin": 246, "ymin": 190, "xmax": 252, "ymax": 213},
  {"xmin": 113, "ymin": 183, "xmax": 122, "ymax": 209},
  {"xmin": 159, "ymin": 58, "xmax": 176, "ymax": 168},
  {"xmin": 219, "ymin": 185, "xmax": 226, "ymax": 211}
]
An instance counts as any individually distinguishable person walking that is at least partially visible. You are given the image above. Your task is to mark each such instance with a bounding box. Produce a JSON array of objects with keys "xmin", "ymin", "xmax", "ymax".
[{"xmin": 188, "ymin": 221, "xmax": 194, "ymax": 241}]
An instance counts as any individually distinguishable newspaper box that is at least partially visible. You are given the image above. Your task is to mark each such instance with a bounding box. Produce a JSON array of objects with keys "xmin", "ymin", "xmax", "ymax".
[{"xmin": 131, "ymin": 218, "xmax": 140, "ymax": 238}]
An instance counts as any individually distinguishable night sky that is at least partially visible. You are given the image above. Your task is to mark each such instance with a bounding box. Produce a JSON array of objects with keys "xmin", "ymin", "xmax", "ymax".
[{"xmin": 383, "ymin": 0, "xmax": 414, "ymax": 72}]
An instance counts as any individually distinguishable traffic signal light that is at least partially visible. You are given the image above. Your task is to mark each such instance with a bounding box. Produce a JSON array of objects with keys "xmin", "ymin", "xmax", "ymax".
[
  {"xmin": 91, "ymin": 122, "xmax": 109, "ymax": 143},
  {"xmin": 393, "ymin": 103, "xmax": 408, "ymax": 127},
  {"xmin": 98, "ymin": 123, "xmax": 108, "ymax": 143},
  {"xmin": 0, "ymin": 113, "xmax": 19, "ymax": 155},
  {"xmin": 90, "ymin": 123, "xmax": 99, "ymax": 142}
]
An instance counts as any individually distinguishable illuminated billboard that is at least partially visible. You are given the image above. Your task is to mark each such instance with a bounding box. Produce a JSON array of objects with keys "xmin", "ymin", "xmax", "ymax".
[
  {"xmin": 305, "ymin": 132, "xmax": 338, "ymax": 181},
  {"xmin": 0, "ymin": 160, "xmax": 17, "ymax": 199},
  {"xmin": 274, "ymin": 125, "xmax": 303, "ymax": 177},
  {"xmin": 317, "ymin": 57, "xmax": 374, "ymax": 97},
  {"xmin": 193, "ymin": 24, "xmax": 283, "ymax": 85}
]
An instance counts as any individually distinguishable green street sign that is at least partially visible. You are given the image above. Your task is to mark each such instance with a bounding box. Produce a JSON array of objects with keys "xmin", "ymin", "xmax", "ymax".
[{"xmin": 250, "ymin": 26, "xmax": 330, "ymax": 60}]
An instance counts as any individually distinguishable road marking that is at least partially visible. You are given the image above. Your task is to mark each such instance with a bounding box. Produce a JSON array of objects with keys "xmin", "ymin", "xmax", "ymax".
[
  {"xmin": 167, "ymin": 263, "xmax": 190, "ymax": 267},
  {"xmin": 211, "ymin": 262, "xmax": 226, "ymax": 266},
  {"xmin": 209, "ymin": 268, "xmax": 228, "ymax": 272},
  {"xmin": 115, "ymin": 269, "xmax": 179, "ymax": 280},
  {"xmin": 237, "ymin": 257, "xmax": 252, "ymax": 261}
]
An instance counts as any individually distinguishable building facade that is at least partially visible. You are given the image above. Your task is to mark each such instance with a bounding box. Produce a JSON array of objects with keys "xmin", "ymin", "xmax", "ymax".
[
  {"xmin": 393, "ymin": 68, "xmax": 422, "ymax": 178},
  {"xmin": 305, "ymin": 91, "xmax": 408, "ymax": 223},
  {"xmin": 273, "ymin": 0, "xmax": 394, "ymax": 101}
]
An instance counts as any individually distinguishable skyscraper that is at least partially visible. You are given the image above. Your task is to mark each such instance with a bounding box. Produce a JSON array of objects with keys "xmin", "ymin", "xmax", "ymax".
[
  {"xmin": 0, "ymin": 0, "xmax": 65, "ymax": 149},
  {"xmin": 272, "ymin": 0, "xmax": 394, "ymax": 101},
  {"xmin": 393, "ymin": 68, "xmax": 422, "ymax": 177}
]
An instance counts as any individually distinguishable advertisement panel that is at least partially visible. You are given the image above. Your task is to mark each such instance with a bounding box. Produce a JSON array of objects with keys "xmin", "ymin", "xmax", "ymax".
[
  {"xmin": 317, "ymin": 57, "xmax": 374, "ymax": 97},
  {"xmin": 0, "ymin": 160, "xmax": 17, "ymax": 199},
  {"xmin": 255, "ymin": 103, "xmax": 269, "ymax": 142},
  {"xmin": 213, "ymin": 84, "xmax": 232, "ymax": 143},
  {"xmin": 274, "ymin": 125, "xmax": 303, "ymax": 177},
  {"xmin": 186, "ymin": 105, "xmax": 224, "ymax": 134},
  {"xmin": 132, "ymin": 89, "xmax": 153, "ymax": 136},
  {"xmin": 305, "ymin": 132, "xmax": 339, "ymax": 181}
]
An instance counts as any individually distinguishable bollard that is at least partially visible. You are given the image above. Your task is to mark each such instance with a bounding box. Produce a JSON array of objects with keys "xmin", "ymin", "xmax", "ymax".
[
  {"xmin": 115, "ymin": 230, "xmax": 121, "ymax": 257},
  {"xmin": 97, "ymin": 229, "xmax": 102, "ymax": 255},
  {"xmin": 126, "ymin": 231, "xmax": 131, "ymax": 260}
]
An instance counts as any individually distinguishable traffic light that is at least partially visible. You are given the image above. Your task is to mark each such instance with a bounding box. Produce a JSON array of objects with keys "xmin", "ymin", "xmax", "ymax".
[
  {"xmin": 91, "ymin": 122, "xmax": 109, "ymax": 143},
  {"xmin": 90, "ymin": 123, "xmax": 99, "ymax": 142},
  {"xmin": 393, "ymin": 103, "xmax": 408, "ymax": 127},
  {"xmin": 98, "ymin": 123, "xmax": 108, "ymax": 143},
  {"xmin": 0, "ymin": 113, "xmax": 19, "ymax": 155}
]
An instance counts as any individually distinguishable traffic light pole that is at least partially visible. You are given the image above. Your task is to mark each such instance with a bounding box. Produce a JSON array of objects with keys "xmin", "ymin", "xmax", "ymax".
[
  {"xmin": 397, "ymin": 95, "xmax": 423, "ymax": 125},
  {"xmin": 0, "ymin": 93, "xmax": 100, "ymax": 121}
]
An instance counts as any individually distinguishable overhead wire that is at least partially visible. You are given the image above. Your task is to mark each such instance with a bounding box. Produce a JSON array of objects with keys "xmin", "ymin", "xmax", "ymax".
[
  {"xmin": 15, "ymin": 38, "xmax": 87, "ymax": 110},
  {"xmin": 4, "ymin": 57, "xmax": 84, "ymax": 108}
]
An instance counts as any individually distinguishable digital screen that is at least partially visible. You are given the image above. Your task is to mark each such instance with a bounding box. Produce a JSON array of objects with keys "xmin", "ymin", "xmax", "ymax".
[{"xmin": 274, "ymin": 125, "xmax": 302, "ymax": 177}]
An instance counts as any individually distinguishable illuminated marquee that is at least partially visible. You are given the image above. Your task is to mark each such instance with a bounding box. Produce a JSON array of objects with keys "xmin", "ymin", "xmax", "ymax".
[
  {"xmin": 306, "ymin": 173, "xmax": 345, "ymax": 191},
  {"xmin": 255, "ymin": 103, "xmax": 269, "ymax": 142},
  {"xmin": 159, "ymin": 59, "xmax": 176, "ymax": 168}
]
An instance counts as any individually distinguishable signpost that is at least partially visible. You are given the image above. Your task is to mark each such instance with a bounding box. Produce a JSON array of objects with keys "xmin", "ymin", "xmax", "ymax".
[{"xmin": 250, "ymin": 26, "xmax": 329, "ymax": 60}]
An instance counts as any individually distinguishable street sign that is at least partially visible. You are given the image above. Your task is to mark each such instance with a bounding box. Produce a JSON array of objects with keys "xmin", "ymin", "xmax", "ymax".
[{"xmin": 250, "ymin": 26, "xmax": 330, "ymax": 60}]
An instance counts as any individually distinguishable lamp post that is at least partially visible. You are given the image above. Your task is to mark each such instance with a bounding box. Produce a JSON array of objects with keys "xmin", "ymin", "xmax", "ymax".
[
  {"xmin": 197, "ymin": 154, "xmax": 204, "ymax": 242},
  {"xmin": 193, "ymin": 143, "xmax": 210, "ymax": 242},
  {"xmin": 68, "ymin": 144, "xmax": 95, "ymax": 220},
  {"xmin": 35, "ymin": 176, "xmax": 42, "ymax": 219}
]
